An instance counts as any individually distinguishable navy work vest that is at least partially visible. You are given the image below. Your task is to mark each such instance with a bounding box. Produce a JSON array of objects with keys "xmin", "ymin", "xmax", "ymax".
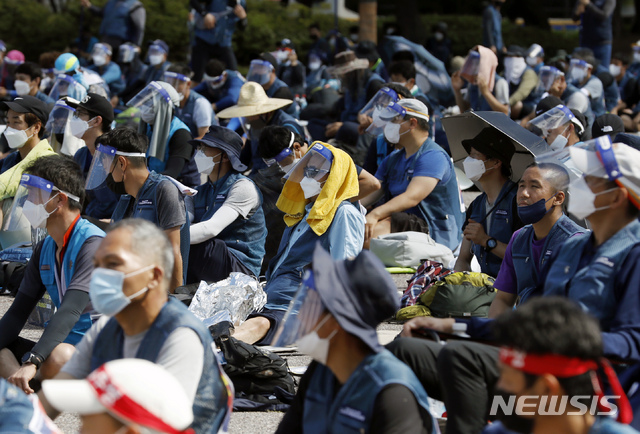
[
  {"xmin": 543, "ymin": 220, "xmax": 640, "ymax": 330},
  {"xmin": 194, "ymin": 0, "xmax": 244, "ymax": 47},
  {"xmin": 193, "ymin": 172, "xmax": 267, "ymax": 277},
  {"xmin": 511, "ymin": 214, "xmax": 584, "ymax": 304},
  {"xmin": 111, "ymin": 171, "xmax": 190, "ymax": 282},
  {"xmin": 90, "ymin": 297, "xmax": 229, "ymax": 433},
  {"xmin": 99, "ymin": 0, "xmax": 139, "ymax": 41},
  {"xmin": 303, "ymin": 350, "xmax": 437, "ymax": 434},
  {"xmin": 176, "ymin": 90, "xmax": 216, "ymax": 138},
  {"xmin": 381, "ymin": 138, "xmax": 464, "ymax": 251},
  {"xmin": 40, "ymin": 219, "xmax": 105, "ymax": 345},
  {"xmin": 580, "ymin": 0, "xmax": 613, "ymax": 46},
  {"xmin": 469, "ymin": 181, "xmax": 517, "ymax": 277}
]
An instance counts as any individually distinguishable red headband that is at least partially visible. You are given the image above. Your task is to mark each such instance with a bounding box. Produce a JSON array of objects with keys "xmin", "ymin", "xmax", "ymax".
[
  {"xmin": 88, "ymin": 366, "xmax": 195, "ymax": 434},
  {"xmin": 499, "ymin": 347, "xmax": 632, "ymax": 424}
]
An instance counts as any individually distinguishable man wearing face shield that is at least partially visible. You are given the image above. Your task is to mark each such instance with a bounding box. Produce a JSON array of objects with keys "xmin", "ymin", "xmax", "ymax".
[
  {"xmin": 232, "ymin": 142, "xmax": 365, "ymax": 345},
  {"xmin": 272, "ymin": 245, "xmax": 438, "ymax": 434},
  {"xmin": 187, "ymin": 126, "xmax": 266, "ymax": 284},
  {"xmin": 452, "ymin": 46, "xmax": 509, "ymax": 115},
  {"xmin": 192, "ymin": 58, "xmax": 244, "ymax": 113},
  {"xmin": 488, "ymin": 162, "xmax": 584, "ymax": 317},
  {"xmin": 45, "ymin": 99, "xmax": 87, "ymax": 157},
  {"xmin": 0, "ymin": 96, "xmax": 55, "ymax": 248},
  {"xmin": 87, "ymin": 43, "xmax": 125, "ymax": 98},
  {"xmin": 164, "ymin": 64, "xmax": 216, "ymax": 140},
  {"xmin": 116, "ymin": 43, "xmax": 147, "ymax": 94},
  {"xmin": 127, "ymin": 80, "xmax": 199, "ymax": 187},
  {"xmin": 139, "ymin": 40, "xmax": 171, "ymax": 86},
  {"xmin": 525, "ymin": 43, "xmax": 545, "ymax": 74},
  {"xmin": 503, "ymin": 45, "xmax": 541, "ymax": 120},
  {"xmin": 363, "ymin": 99, "xmax": 464, "ymax": 252},
  {"xmin": 389, "ymin": 137, "xmax": 640, "ymax": 434},
  {"xmin": 529, "ymin": 104, "xmax": 585, "ymax": 152},
  {"xmin": 38, "ymin": 219, "xmax": 231, "ymax": 433},
  {"xmin": 567, "ymin": 56, "xmax": 606, "ymax": 117},
  {"xmin": 216, "ymin": 81, "xmax": 304, "ymax": 175},
  {"xmin": 93, "ymin": 128, "xmax": 190, "ymax": 292},
  {"xmin": 453, "ymin": 128, "xmax": 521, "ymax": 278},
  {"xmin": 68, "ymin": 93, "xmax": 120, "ymax": 221},
  {"xmin": 0, "ymin": 155, "xmax": 105, "ymax": 396},
  {"xmin": 247, "ymin": 53, "xmax": 296, "ymax": 117}
]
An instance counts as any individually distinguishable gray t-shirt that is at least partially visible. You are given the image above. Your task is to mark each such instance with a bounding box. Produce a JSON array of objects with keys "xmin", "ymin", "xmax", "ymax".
[
  {"xmin": 61, "ymin": 315, "xmax": 205, "ymax": 401},
  {"xmin": 122, "ymin": 179, "xmax": 186, "ymax": 230},
  {"xmin": 224, "ymin": 178, "xmax": 261, "ymax": 219}
]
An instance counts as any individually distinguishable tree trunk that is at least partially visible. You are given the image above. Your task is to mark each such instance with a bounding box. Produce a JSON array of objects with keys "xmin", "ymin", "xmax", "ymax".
[{"xmin": 359, "ymin": 0, "xmax": 377, "ymax": 43}]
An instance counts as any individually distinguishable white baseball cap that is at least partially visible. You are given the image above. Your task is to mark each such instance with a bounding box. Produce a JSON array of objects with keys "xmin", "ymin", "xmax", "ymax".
[{"xmin": 42, "ymin": 359, "xmax": 194, "ymax": 434}]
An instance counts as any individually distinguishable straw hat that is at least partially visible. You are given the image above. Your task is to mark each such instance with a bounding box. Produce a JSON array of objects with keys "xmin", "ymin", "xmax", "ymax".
[
  {"xmin": 326, "ymin": 51, "xmax": 369, "ymax": 76},
  {"xmin": 216, "ymin": 82, "xmax": 292, "ymax": 118}
]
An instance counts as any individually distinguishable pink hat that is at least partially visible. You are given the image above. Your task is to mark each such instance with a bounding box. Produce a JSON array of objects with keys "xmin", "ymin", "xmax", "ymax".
[{"xmin": 5, "ymin": 50, "xmax": 25, "ymax": 65}]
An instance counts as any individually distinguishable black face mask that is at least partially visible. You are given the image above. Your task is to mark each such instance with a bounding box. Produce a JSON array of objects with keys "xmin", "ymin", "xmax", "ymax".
[
  {"xmin": 493, "ymin": 389, "xmax": 536, "ymax": 434},
  {"xmin": 106, "ymin": 173, "xmax": 127, "ymax": 196}
]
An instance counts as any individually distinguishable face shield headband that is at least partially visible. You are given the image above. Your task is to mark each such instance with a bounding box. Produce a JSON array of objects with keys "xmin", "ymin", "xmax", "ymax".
[{"xmin": 263, "ymin": 132, "xmax": 295, "ymax": 167}]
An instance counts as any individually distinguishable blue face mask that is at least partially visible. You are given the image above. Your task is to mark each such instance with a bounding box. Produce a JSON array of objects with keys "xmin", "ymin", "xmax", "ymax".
[
  {"xmin": 517, "ymin": 196, "xmax": 555, "ymax": 225},
  {"xmin": 89, "ymin": 265, "xmax": 155, "ymax": 316}
]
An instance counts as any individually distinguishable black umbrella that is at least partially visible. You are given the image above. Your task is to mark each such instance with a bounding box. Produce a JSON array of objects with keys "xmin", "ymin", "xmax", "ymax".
[{"xmin": 442, "ymin": 111, "xmax": 548, "ymax": 182}]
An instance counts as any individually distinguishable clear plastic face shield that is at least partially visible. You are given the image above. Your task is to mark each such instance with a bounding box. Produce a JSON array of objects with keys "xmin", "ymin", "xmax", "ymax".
[
  {"xmin": 271, "ymin": 270, "xmax": 327, "ymax": 347},
  {"xmin": 568, "ymin": 59, "xmax": 591, "ymax": 84},
  {"xmin": 118, "ymin": 43, "xmax": 138, "ymax": 64},
  {"xmin": 162, "ymin": 71, "xmax": 190, "ymax": 94},
  {"xmin": 3, "ymin": 174, "xmax": 79, "ymax": 231},
  {"xmin": 126, "ymin": 81, "xmax": 172, "ymax": 124},
  {"xmin": 529, "ymin": 104, "xmax": 574, "ymax": 139},
  {"xmin": 538, "ymin": 66, "xmax": 564, "ymax": 92},
  {"xmin": 91, "ymin": 43, "xmax": 111, "ymax": 67},
  {"xmin": 262, "ymin": 131, "xmax": 295, "ymax": 168},
  {"xmin": 360, "ymin": 87, "xmax": 400, "ymax": 136},
  {"xmin": 147, "ymin": 44, "xmax": 166, "ymax": 66},
  {"xmin": 284, "ymin": 142, "xmax": 334, "ymax": 183},
  {"xmin": 203, "ymin": 72, "xmax": 227, "ymax": 91},
  {"xmin": 84, "ymin": 144, "xmax": 147, "ymax": 190},
  {"xmin": 247, "ymin": 59, "xmax": 274, "ymax": 86},
  {"xmin": 460, "ymin": 50, "xmax": 481, "ymax": 83},
  {"xmin": 48, "ymin": 74, "xmax": 87, "ymax": 102},
  {"xmin": 45, "ymin": 100, "xmax": 76, "ymax": 137},
  {"xmin": 526, "ymin": 43, "xmax": 544, "ymax": 66}
]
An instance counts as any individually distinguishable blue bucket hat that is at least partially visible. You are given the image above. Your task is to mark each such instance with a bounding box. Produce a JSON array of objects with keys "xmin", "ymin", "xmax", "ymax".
[
  {"xmin": 311, "ymin": 244, "xmax": 399, "ymax": 353},
  {"xmin": 189, "ymin": 125, "xmax": 247, "ymax": 172}
]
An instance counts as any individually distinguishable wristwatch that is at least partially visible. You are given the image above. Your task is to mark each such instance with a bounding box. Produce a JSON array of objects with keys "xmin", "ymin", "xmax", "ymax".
[
  {"xmin": 21, "ymin": 352, "xmax": 43, "ymax": 370},
  {"xmin": 485, "ymin": 238, "xmax": 498, "ymax": 252}
]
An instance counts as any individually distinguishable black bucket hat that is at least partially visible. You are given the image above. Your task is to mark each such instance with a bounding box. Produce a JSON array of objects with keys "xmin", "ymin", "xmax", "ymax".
[
  {"xmin": 462, "ymin": 127, "xmax": 516, "ymax": 169},
  {"xmin": 189, "ymin": 125, "xmax": 247, "ymax": 172}
]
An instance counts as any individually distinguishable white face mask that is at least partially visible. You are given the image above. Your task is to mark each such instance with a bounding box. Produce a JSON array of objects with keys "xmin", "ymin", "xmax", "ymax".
[
  {"xmin": 567, "ymin": 177, "xmax": 618, "ymax": 220},
  {"xmin": 526, "ymin": 56, "xmax": 538, "ymax": 67},
  {"xmin": 463, "ymin": 156, "xmax": 488, "ymax": 182},
  {"xmin": 609, "ymin": 64, "xmax": 621, "ymax": 77},
  {"xmin": 309, "ymin": 60, "xmax": 322, "ymax": 71},
  {"xmin": 634, "ymin": 52, "xmax": 640, "ymax": 64},
  {"xmin": 93, "ymin": 55, "xmax": 107, "ymax": 67},
  {"xmin": 504, "ymin": 57, "xmax": 527, "ymax": 85},
  {"xmin": 22, "ymin": 194, "xmax": 59, "ymax": 229},
  {"xmin": 383, "ymin": 121, "xmax": 409, "ymax": 144},
  {"xmin": 194, "ymin": 149, "xmax": 216, "ymax": 175},
  {"xmin": 4, "ymin": 126, "xmax": 33, "ymax": 149},
  {"xmin": 14, "ymin": 80, "xmax": 31, "ymax": 96},
  {"xmin": 139, "ymin": 105, "xmax": 155, "ymax": 124},
  {"xmin": 295, "ymin": 314, "xmax": 337, "ymax": 365},
  {"xmin": 548, "ymin": 125, "xmax": 570, "ymax": 151},
  {"xmin": 434, "ymin": 32, "xmax": 444, "ymax": 41},
  {"xmin": 299, "ymin": 176, "xmax": 323, "ymax": 199},
  {"xmin": 279, "ymin": 158, "xmax": 299, "ymax": 174},
  {"xmin": 69, "ymin": 116, "xmax": 94, "ymax": 138},
  {"xmin": 149, "ymin": 54, "xmax": 164, "ymax": 66},
  {"xmin": 569, "ymin": 67, "xmax": 587, "ymax": 84}
]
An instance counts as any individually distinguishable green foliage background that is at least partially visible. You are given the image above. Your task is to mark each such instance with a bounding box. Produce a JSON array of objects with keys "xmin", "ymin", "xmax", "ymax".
[{"xmin": 0, "ymin": 0, "xmax": 579, "ymax": 67}]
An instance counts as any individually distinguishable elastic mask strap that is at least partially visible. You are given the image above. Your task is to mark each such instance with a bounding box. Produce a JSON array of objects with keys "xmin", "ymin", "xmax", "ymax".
[{"xmin": 124, "ymin": 264, "xmax": 155, "ymax": 279}]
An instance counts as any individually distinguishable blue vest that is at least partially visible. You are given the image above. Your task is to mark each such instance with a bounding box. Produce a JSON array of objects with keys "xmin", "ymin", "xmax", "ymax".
[
  {"xmin": 543, "ymin": 220, "xmax": 640, "ymax": 330},
  {"xmin": 303, "ymin": 350, "xmax": 437, "ymax": 434},
  {"xmin": 74, "ymin": 147, "xmax": 120, "ymax": 219},
  {"xmin": 193, "ymin": 172, "xmax": 267, "ymax": 277},
  {"xmin": 381, "ymin": 138, "xmax": 464, "ymax": 251},
  {"xmin": 264, "ymin": 201, "xmax": 351, "ymax": 310},
  {"xmin": 469, "ymin": 181, "xmax": 517, "ymax": 277},
  {"xmin": 176, "ymin": 90, "xmax": 214, "ymax": 138},
  {"xmin": 511, "ymin": 215, "xmax": 584, "ymax": 305},
  {"xmin": 194, "ymin": 0, "xmax": 245, "ymax": 47},
  {"xmin": 147, "ymin": 117, "xmax": 200, "ymax": 187},
  {"xmin": 39, "ymin": 219, "xmax": 105, "ymax": 345},
  {"xmin": 90, "ymin": 297, "xmax": 229, "ymax": 433},
  {"xmin": 468, "ymin": 76, "xmax": 501, "ymax": 112},
  {"xmin": 580, "ymin": 0, "xmax": 613, "ymax": 46},
  {"xmin": 111, "ymin": 171, "xmax": 190, "ymax": 282},
  {"xmin": 341, "ymin": 72, "xmax": 383, "ymax": 122},
  {"xmin": 99, "ymin": 0, "xmax": 138, "ymax": 41}
]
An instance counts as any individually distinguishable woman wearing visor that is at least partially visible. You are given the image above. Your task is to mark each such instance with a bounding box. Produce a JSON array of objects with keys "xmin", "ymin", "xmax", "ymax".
[
  {"xmin": 272, "ymin": 245, "xmax": 438, "ymax": 434},
  {"xmin": 126, "ymin": 80, "xmax": 199, "ymax": 187},
  {"xmin": 233, "ymin": 142, "xmax": 365, "ymax": 345},
  {"xmin": 187, "ymin": 125, "xmax": 266, "ymax": 284},
  {"xmin": 452, "ymin": 46, "xmax": 509, "ymax": 115}
]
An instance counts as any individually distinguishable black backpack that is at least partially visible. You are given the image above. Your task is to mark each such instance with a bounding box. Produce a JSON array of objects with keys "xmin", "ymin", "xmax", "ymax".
[{"xmin": 215, "ymin": 336, "xmax": 296, "ymax": 400}]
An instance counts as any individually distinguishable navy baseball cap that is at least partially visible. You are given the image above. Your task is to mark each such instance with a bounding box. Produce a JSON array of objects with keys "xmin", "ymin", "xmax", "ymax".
[
  {"xmin": 311, "ymin": 244, "xmax": 399, "ymax": 353},
  {"xmin": 189, "ymin": 125, "xmax": 247, "ymax": 172}
]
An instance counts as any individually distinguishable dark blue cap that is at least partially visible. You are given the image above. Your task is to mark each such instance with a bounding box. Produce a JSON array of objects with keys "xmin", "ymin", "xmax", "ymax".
[
  {"xmin": 189, "ymin": 125, "xmax": 247, "ymax": 172},
  {"xmin": 311, "ymin": 244, "xmax": 399, "ymax": 352}
]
